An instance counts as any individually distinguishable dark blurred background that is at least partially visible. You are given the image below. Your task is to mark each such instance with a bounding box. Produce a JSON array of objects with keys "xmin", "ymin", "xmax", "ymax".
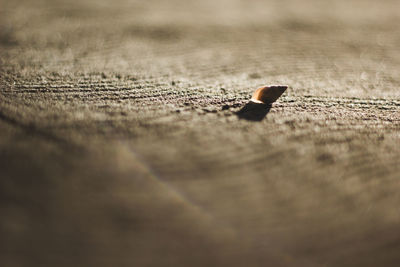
[{"xmin": 1, "ymin": 0, "xmax": 400, "ymax": 266}]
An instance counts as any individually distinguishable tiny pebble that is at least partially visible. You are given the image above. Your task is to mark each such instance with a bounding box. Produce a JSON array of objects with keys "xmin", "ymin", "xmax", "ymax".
[{"xmin": 222, "ymin": 104, "xmax": 230, "ymax": 110}]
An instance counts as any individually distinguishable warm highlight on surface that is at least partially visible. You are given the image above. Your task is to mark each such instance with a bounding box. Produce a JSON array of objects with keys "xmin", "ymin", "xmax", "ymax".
[{"xmin": 251, "ymin": 85, "xmax": 288, "ymax": 104}]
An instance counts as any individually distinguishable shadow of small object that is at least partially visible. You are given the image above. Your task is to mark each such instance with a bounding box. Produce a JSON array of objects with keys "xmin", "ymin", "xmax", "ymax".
[{"xmin": 236, "ymin": 101, "xmax": 271, "ymax": 121}]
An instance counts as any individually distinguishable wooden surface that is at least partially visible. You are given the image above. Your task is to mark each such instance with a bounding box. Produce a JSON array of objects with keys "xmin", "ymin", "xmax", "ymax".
[{"xmin": 1, "ymin": 0, "xmax": 400, "ymax": 266}]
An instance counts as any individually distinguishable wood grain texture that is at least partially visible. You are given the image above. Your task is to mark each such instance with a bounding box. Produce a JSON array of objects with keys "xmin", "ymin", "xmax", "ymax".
[{"xmin": 1, "ymin": 0, "xmax": 400, "ymax": 266}]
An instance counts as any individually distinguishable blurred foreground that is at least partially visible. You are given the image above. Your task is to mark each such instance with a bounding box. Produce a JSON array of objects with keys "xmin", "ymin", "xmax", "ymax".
[{"xmin": 1, "ymin": 0, "xmax": 400, "ymax": 266}]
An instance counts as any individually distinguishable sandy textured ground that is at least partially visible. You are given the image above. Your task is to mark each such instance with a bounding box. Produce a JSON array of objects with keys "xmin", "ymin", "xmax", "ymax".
[{"xmin": 1, "ymin": 0, "xmax": 400, "ymax": 266}]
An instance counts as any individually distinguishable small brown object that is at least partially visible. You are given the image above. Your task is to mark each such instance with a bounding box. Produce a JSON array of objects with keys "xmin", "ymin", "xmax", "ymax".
[{"xmin": 251, "ymin": 85, "xmax": 288, "ymax": 104}]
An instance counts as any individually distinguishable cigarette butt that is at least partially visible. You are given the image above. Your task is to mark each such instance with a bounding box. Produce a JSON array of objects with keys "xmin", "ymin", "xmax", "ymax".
[{"xmin": 251, "ymin": 85, "xmax": 288, "ymax": 104}]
